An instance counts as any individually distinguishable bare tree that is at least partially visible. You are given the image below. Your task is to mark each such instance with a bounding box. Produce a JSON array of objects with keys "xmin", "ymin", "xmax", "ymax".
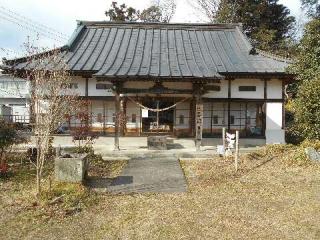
[
  {"xmin": 159, "ymin": 0, "xmax": 177, "ymax": 23},
  {"xmin": 150, "ymin": 0, "xmax": 177, "ymax": 23},
  {"xmin": 187, "ymin": 0, "xmax": 221, "ymax": 22},
  {"xmin": 22, "ymin": 44, "xmax": 79, "ymax": 197}
]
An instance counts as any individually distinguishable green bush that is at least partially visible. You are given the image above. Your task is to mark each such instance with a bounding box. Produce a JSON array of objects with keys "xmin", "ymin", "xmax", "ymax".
[
  {"xmin": 292, "ymin": 78, "xmax": 320, "ymax": 140},
  {"xmin": 0, "ymin": 121, "xmax": 26, "ymax": 175}
]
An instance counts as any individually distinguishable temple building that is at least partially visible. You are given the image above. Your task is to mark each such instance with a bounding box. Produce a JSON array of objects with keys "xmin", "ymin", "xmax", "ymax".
[{"xmin": 2, "ymin": 21, "xmax": 294, "ymax": 145}]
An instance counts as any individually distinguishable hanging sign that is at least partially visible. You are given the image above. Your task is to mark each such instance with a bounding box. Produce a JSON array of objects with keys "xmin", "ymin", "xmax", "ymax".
[{"xmin": 142, "ymin": 109, "xmax": 149, "ymax": 118}]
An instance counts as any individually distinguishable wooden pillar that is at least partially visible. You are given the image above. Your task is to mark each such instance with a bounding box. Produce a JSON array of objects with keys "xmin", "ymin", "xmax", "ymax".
[
  {"xmin": 189, "ymin": 98, "xmax": 195, "ymax": 137},
  {"xmin": 114, "ymin": 93, "xmax": 120, "ymax": 150},
  {"xmin": 245, "ymin": 102, "xmax": 248, "ymax": 137},
  {"xmin": 194, "ymin": 82, "xmax": 204, "ymax": 151},
  {"xmin": 103, "ymin": 101, "xmax": 106, "ymax": 135},
  {"xmin": 227, "ymin": 79, "xmax": 232, "ymax": 132},
  {"xmin": 282, "ymin": 79, "xmax": 285, "ymax": 130},
  {"xmin": 195, "ymin": 94, "xmax": 203, "ymax": 151},
  {"xmin": 120, "ymin": 97, "xmax": 126, "ymax": 136},
  {"xmin": 113, "ymin": 82, "xmax": 123, "ymax": 151},
  {"xmin": 210, "ymin": 102, "xmax": 213, "ymax": 135}
]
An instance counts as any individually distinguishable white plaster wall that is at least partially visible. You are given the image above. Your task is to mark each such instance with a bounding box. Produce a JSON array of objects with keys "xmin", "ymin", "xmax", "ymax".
[
  {"xmin": 267, "ymin": 79, "xmax": 283, "ymax": 99},
  {"xmin": 231, "ymin": 79, "xmax": 264, "ymax": 99},
  {"xmin": 266, "ymin": 102, "xmax": 283, "ymax": 130},
  {"xmin": 266, "ymin": 102, "xmax": 285, "ymax": 144},
  {"xmin": 202, "ymin": 81, "xmax": 228, "ymax": 98},
  {"xmin": 88, "ymin": 78, "xmax": 114, "ymax": 97},
  {"xmin": 175, "ymin": 101, "xmax": 190, "ymax": 129}
]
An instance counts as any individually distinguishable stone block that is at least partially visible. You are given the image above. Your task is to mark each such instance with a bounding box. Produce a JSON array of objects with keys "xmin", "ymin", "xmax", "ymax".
[
  {"xmin": 305, "ymin": 147, "xmax": 320, "ymax": 162},
  {"xmin": 147, "ymin": 136, "xmax": 167, "ymax": 150},
  {"xmin": 55, "ymin": 154, "xmax": 88, "ymax": 183}
]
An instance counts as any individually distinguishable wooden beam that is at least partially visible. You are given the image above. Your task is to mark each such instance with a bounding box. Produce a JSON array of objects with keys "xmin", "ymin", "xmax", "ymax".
[{"xmin": 282, "ymin": 79, "xmax": 285, "ymax": 130}]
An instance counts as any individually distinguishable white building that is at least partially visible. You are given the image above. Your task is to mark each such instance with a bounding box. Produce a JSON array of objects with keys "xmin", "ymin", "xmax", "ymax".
[
  {"xmin": 2, "ymin": 22, "xmax": 294, "ymax": 145},
  {"xmin": 0, "ymin": 73, "xmax": 30, "ymax": 123}
]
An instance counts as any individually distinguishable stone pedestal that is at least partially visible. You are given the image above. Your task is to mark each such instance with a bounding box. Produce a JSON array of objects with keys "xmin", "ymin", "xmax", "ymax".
[
  {"xmin": 147, "ymin": 136, "xmax": 167, "ymax": 150},
  {"xmin": 55, "ymin": 154, "xmax": 88, "ymax": 183}
]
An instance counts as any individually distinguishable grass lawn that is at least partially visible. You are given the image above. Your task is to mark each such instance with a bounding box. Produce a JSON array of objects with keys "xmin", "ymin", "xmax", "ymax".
[{"xmin": 1, "ymin": 146, "xmax": 320, "ymax": 239}]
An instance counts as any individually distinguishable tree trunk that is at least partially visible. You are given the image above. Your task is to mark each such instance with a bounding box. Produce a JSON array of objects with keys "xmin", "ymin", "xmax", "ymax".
[{"xmin": 36, "ymin": 168, "xmax": 41, "ymax": 198}]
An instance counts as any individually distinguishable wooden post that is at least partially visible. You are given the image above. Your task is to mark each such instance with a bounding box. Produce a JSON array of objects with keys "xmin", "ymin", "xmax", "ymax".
[
  {"xmin": 103, "ymin": 101, "xmax": 106, "ymax": 135},
  {"xmin": 222, "ymin": 127, "xmax": 226, "ymax": 150},
  {"xmin": 114, "ymin": 93, "xmax": 120, "ymax": 151},
  {"xmin": 113, "ymin": 82, "xmax": 123, "ymax": 151},
  {"xmin": 195, "ymin": 94, "xmax": 203, "ymax": 151},
  {"xmin": 156, "ymin": 100, "xmax": 159, "ymax": 134},
  {"xmin": 235, "ymin": 130, "xmax": 239, "ymax": 171}
]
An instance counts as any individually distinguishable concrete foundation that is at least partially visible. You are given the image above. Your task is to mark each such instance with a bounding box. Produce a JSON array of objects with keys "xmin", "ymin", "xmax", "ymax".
[{"xmin": 265, "ymin": 130, "xmax": 285, "ymax": 144}]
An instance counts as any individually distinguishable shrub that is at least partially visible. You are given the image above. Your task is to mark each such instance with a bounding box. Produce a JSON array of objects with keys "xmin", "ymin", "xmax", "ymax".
[
  {"xmin": 0, "ymin": 121, "xmax": 26, "ymax": 176},
  {"xmin": 292, "ymin": 77, "xmax": 320, "ymax": 140}
]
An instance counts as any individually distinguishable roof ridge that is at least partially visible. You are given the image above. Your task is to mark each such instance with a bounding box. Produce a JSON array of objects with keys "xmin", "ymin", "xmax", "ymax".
[
  {"xmin": 256, "ymin": 49, "xmax": 293, "ymax": 63},
  {"xmin": 77, "ymin": 20, "xmax": 242, "ymax": 29}
]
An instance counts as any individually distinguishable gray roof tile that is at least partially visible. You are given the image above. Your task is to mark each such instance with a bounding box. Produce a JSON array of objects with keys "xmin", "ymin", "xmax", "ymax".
[{"xmin": 8, "ymin": 21, "xmax": 291, "ymax": 79}]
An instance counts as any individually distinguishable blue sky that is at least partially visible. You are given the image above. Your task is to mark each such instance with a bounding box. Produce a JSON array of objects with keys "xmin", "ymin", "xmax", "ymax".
[{"xmin": 0, "ymin": 0, "xmax": 303, "ymax": 59}]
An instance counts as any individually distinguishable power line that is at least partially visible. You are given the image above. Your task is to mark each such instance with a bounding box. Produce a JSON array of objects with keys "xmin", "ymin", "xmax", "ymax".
[
  {"xmin": 0, "ymin": 6, "xmax": 69, "ymax": 40},
  {"xmin": 0, "ymin": 9, "xmax": 68, "ymax": 42},
  {"xmin": 0, "ymin": 14, "xmax": 66, "ymax": 44}
]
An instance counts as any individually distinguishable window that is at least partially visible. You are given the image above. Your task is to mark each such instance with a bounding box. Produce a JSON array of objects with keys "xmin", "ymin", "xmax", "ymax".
[
  {"xmin": 97, "ymin": 113, "xmax": 103, "ymax": 123},
  {"xmin": 213, "ymin": 115, "xmax": 219, "ymax": 124},
  {"xmin": 132, "ymin": 114, "xmax": 137, "ymax": 123},
  {"xmin": 230, "ymin": 115, "xmax": 235, "ymax": 125},
  {"xmin": 112, "ymin": 113, "xmax": 116, "ymax": 123},
  {"xmin": 66, "ymin": 83, "xmax": 78, "ymax": 89},
  {"xmin": 239, "ymin": 86, "xmax": 256, "ymax": 91},
  {"xmin": 179, "ymin": 115, "xmax": 184, "ymax": 125},
  {"xmin": 96, "ymin": 83, "xmax": 112, "ymax": 90}
]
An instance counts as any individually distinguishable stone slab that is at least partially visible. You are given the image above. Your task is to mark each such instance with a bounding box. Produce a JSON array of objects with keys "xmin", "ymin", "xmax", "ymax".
[{"xmin": 107, "ymin": 155, "xmax": 187, "ymax": 193}]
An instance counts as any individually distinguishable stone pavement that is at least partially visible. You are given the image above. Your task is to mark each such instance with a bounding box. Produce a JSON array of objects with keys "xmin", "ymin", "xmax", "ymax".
[{"xmin": 107, "ymin": 155, "xmax": 188, "ymax": 194}]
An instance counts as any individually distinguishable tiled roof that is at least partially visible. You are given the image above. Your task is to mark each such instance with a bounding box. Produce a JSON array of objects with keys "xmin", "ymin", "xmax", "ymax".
[{"xmin": 8, "ymin": 21, "xmax": 291, "ymax": 79}]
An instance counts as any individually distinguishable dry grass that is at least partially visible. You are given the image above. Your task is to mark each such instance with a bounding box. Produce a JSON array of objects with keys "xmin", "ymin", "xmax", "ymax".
[{"xmin": 1, "ymin": 147, "xmax": 320, "ymax": 239}]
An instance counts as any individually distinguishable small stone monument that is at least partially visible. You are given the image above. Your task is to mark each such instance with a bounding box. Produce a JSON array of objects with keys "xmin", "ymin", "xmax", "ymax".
[
  {"xmin": 55, "ymin": 154, "xmax": 88, "ymax": 183},
  {"xmin": 147, "ymin": 136, "xmax": 167, "ymax": 150}
]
